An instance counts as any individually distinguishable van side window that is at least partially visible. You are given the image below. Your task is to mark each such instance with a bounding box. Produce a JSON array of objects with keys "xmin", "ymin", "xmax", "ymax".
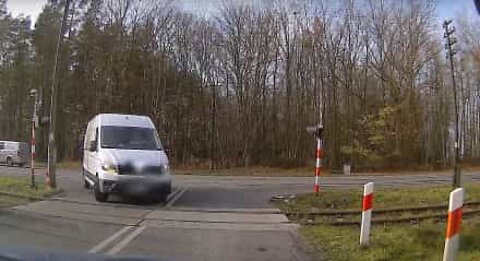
[
  {"xmin": 0, "ymin": 142, "xmax": 4, "ymax": 150},
  {"xmin": 85, "ymin": 125, "xmax": 93, "ymax": 149},
  {"xmin": 84, "ymin": 127, "xmax": 90, "ymax": 149}
]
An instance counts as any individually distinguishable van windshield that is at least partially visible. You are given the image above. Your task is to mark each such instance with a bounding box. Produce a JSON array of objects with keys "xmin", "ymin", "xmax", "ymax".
[{"xmin": 100, "ymin": 126, "xmax": 162, "ymax": 150}]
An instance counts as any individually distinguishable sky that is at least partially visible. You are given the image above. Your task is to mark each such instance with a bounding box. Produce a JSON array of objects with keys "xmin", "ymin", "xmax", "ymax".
[
  {"xmin": 436, "ymin": 0, "xmax": 477, "ymax": 20},
  {"xmin": 7, "ymin": 0, "xmax": 47, "ymax": 23},
  {"xmin": 5, "ymin": 0, "xmax": 478, "ymax": 26}
]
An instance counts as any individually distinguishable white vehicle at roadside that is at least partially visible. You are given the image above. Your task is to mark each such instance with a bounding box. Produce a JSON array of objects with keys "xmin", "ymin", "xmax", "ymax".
[
  {"xmin": 0, "ymin": 141, "xmax": 29, "ymax": 167},
  {"xmin": 82, "ymin": 113, "xmax": 171, "ymax": 202}
]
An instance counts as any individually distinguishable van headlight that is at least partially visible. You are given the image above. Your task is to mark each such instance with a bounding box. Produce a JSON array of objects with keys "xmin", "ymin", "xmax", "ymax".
[
  {"xmin": 160, "ymin": 164, "xmax": 170, "ymax": 175},
  {"xmin": 102, "ymin": 162, "xmax": 118, "ymax": 174}
]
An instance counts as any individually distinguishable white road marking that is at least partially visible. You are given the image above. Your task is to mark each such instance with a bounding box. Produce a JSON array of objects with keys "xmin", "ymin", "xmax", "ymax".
[
  {"xmin": 166, "ymin": 187, "xmax": 188, "ymax": 207},
  {"xmin": 88, "ymin": 225, "xmax": 135, "ymax": 253},
  {"xmin": 87, "ymin": 188, "xmax": 183, "ymax": 255},
  {"xmin": 166, "ymin": 187, "xmax": 181, "ymax": 203},
  {"xmin": 106, "ymin": 225, "xmax": 147, "ymax": 255}
]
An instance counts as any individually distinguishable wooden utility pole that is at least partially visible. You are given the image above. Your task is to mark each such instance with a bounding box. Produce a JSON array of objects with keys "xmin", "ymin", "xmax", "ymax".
[
  {"xmin": 47, "ymin": 0, "xmax": 72, "ymax": 188},
  {"xmin": 443, "ymin": 19, "xmax": 461, "ymax": 188}
]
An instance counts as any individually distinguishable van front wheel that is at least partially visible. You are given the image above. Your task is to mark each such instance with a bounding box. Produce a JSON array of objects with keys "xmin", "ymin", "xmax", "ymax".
[
  {"xmin": 94, "ymin": 179, "xmax": 108, "ymax": 202},
  {"xmin": 153, "ymin": 193, "xmax": 168, "ymax": 204},
  {"xmin": 6, "ymin": 157, "xmax": 13, "ymax": 167}
]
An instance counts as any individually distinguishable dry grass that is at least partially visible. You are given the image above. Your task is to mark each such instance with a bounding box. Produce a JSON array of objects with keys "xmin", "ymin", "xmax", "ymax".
[
  {"xmin": 56, "ymin": 161, "xmax": 480, "ymax": 177},
  {"xmin": 56, "ymin": 161, "xmax": 82, "ymax": 169},
  {"xmin": 175, "ymin": 166, "xmax": 454, "ymax": 177},
  {"xmin": 174, "ymin": 166, "xmax": 315, "ymax": 177}
]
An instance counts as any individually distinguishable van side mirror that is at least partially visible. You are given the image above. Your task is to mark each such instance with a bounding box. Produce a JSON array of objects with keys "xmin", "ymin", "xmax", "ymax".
[
  {"xmin": 164, "ymin": 144, "xmax": 170, "ymax": 155},
  {"xmin": 88, "ymin": 140, "xmax": 97, "ymax": 152}
]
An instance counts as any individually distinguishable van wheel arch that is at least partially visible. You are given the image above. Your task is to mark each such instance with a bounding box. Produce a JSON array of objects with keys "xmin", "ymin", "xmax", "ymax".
[
  {"xmin": 93, "ymin": 174, "xmax": 108, "ymax": 202},
  {"xmin": 82, "ymin": 169, "xmax": 91, "ymax": 189},
  {"xmin": 6, "ymin": 157, "xmax": 13, "ymax": 167}
]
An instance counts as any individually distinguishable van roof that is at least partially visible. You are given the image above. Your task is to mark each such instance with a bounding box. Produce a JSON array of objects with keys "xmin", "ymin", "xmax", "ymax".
[
  {"xmin": 0, "ymin": 141, "xmax": 26, "ymax": 144},
  {"xmin": 96, "ymin": 113, "xmax": 154, "ymax": 128}
]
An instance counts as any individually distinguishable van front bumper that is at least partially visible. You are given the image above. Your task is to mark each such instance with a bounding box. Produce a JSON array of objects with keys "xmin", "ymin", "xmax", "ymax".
[{"xmin": 101, "ymin": 174, "xmax": 172, "ymax": 196}]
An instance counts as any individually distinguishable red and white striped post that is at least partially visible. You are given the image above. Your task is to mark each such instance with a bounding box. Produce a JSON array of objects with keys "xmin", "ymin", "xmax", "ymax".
[
  {"xmin": 30, "ymin": 121, "xmax": 36, "ymax": 188},
  {"xmin": 314, "ymin": 137, "xmax": 323, "ymax": 195},
  {"xmin": 29, "ymin": 89, "xmax": 40, "ymax": 189},
  {"xmin": 360, "ymin": 182, "xmax": 374, "ymax": 246},
  {"xmin": 443, "ymin": 188, "xmax": 464, "ymax": 261}
]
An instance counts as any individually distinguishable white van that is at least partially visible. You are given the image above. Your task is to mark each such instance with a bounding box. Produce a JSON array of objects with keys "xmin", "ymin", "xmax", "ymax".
[
  {"xmin": 83, "ymin": 114, "xmax": 172, "ymax": 202},
  {"xmin": 0, "ymin": 141, "xmax": 29, "ymax": 167}
]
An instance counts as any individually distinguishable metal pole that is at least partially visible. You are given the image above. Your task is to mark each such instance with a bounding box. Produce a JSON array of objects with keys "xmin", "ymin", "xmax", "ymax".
[
  {"xmin": 450, "ymin": 48, "xmax": 461, "ymax": 188},
  {"xmin": 47, "ymin": 0, "xmax": 71, "ymax": 189},
  {"xmin": 443, "ymin": 20, "xmax": 461, "ymax": 188}
]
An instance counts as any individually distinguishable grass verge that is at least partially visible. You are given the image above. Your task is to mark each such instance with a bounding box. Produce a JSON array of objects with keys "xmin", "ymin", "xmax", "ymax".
[
  {"xmin": 55, "ymin": 161, "xmax": 480, "ymax": 177},
  {"xmin": 0, "ymin": 176, "xmax": 60, "ymax": 207},
  {"xmin": 277, "ymin": 185, "xmax": 480, "ymax": 261},
  {"xmin": 56, "ymin": 161, "xmax": 81, "ymax": 169},
  {"xmin": 303, "ymin": 220, "xmax": 480, "ymax": 261},
  {"xmin": 278, "ymin": 185, "xmax": 480, "ymax": 213},
  {"xmin": 175, "ymin": 166, "xmax": 314, "ymax": 176}
]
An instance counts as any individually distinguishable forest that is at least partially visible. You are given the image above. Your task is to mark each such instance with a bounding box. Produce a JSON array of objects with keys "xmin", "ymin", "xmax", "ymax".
[{"xmin": 0, "ymin": 0, "xmax": 479, "ymax": 170}]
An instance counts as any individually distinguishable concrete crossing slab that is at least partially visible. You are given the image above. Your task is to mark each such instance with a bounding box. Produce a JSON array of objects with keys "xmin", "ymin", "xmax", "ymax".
[
  {"xmin": 14, "ymin": 200, "xmax": 148, "ymax": 226},
  {"xmin": 144, "ymin": 209, "xmax": 289, "ymax": 224}
]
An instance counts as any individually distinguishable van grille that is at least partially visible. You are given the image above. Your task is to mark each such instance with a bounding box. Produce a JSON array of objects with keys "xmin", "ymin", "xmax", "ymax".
[{"xmin": 117, "ymin": 163, "xmax": 165, "ymax": 175}]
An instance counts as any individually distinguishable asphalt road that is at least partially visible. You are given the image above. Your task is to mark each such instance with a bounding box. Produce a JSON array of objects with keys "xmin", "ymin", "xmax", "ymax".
[
  {"xmin": 0, "ymin": 166, "xmax": 478, "ymax": 260},
  {"xmin": 0, "ymin": 167, "xmax": 308, "ymax": 261}
]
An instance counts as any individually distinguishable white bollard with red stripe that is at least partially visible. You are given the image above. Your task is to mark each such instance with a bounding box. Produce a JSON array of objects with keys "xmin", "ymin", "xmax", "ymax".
[
  {"xmin": 30, "ymin": 113, "xmax": 37, "ymax": 188},
  {"xmin": 31, "ymin": 123, "xmax": 35, "ymax": 178},
  {"xmin": 443, "ymin": 188, "xmax": 464, "ymax": 261},
  {"xmin": 314, "ymin": 137, "xmax": 323, "ymax": 195},
  {"xmin": 360, "ymin": 182, "xmax": 374, "ymax": 246}
]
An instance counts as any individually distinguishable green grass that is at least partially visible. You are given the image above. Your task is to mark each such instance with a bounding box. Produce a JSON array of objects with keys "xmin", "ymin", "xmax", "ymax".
[
  {"xmin": 279, "ymin": 185, "xmax": 480, "ymax": 260},
  {"xmin": 0, "ymin": 176, "xmax": 60, "ymax": 207},
  {"xmin": 278, "ymin": 185, "xmax": 480, "ymax": 213},
  {"xmin": 302, "ymin": 220, "xmax": 480, "ymax": 261},
  {"xmin": 56, "ymin": 161, "xmax": 81, "ymax": 170}
]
